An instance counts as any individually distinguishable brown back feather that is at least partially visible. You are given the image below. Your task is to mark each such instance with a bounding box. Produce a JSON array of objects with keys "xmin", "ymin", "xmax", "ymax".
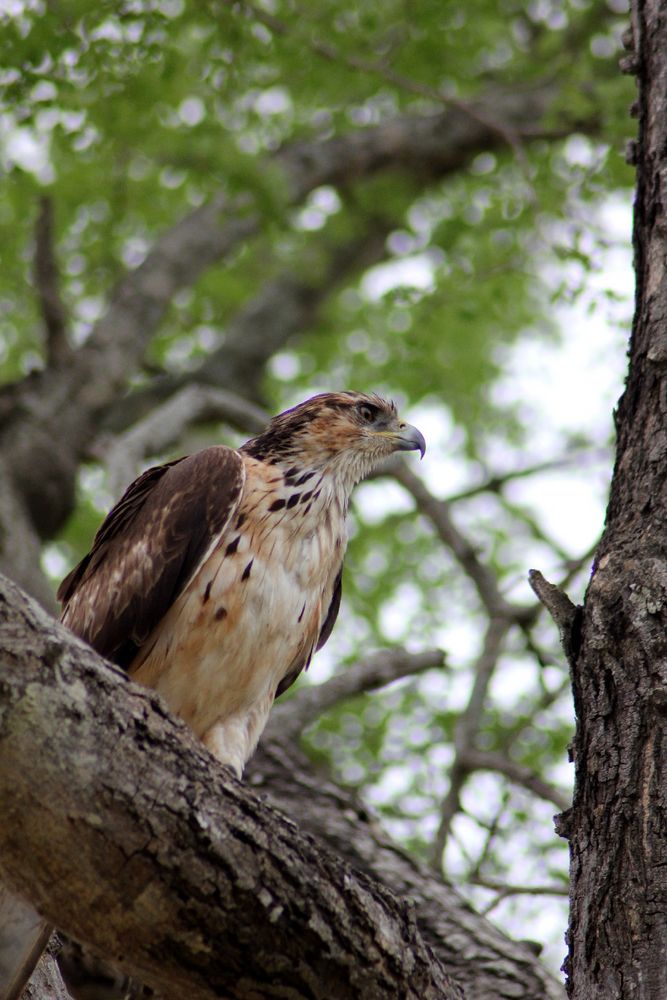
[{"xmin": 59, "ymin": 447, "xmax": 244, "ymax": 669}]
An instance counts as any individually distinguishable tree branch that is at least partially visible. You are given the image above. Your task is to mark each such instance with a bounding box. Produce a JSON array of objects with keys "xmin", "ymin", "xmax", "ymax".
[
  {"xmin": 0, "ymin": 462, "xmax": 55, "ymax": 609},
  {"xmin": 0, "ymin": 573, "xmax": 565, "ymax": 1000},
  {"xmin": 266, "ymin": 647, "xmax": 446, "ymax": 743},
  {"xmin": 528, "ymin": 569, "xmax": 582, "ymax": 664},
  {"xmin": 7, "ymin": 83, "xmax": 562, "ymax": 439},
  {"xmin": 0, "ymin": 573, "xmax": 462, "ymax": 1000},
  {"xmin": 99, "ymin": 387, "xmax": 269, "ymax": 498},
  {"xmin": 431, "ymin": 618, "xmax": 511, "ymax": 865},
  {"xmin": 32, "ymin": 196, "xmax": 69, "ymax": 367},
  {"xmin": 472, "ymin": 876, "xmax": 569, "ymax": 899},
  {"xmin": 445, "ymin": 451, "xmax": 600, "ymax": 503},
  {"xmin": 250, "ymin": 741, "xmax": 566, "ymax": 1000},
  {"xmin": 458, "ymin": 748, "xmax": 571, "ymax": 812},
  {"xmin": 231, "ymin": 0, "xmax": 555, "ymax": 183},
  {"xmin": 389, "ymin": 461, "xmax": 529, "ymax": 621},
  {"xmin": 101, "ymin": 220, "xmax": 391, "ymax": 435},
  {"xmin": 0, "ymin": 83, "xmax": 572, "ymax": 560}
]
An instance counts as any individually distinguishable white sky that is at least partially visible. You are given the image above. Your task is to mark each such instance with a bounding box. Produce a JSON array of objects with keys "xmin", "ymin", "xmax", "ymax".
[{"xmin": 355, "ymin": 194, "xmax": 632, "ymax": 597}]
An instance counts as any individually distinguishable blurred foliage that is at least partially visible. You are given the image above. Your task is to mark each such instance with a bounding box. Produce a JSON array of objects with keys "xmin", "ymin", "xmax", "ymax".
[{"xmin": 2, "ymin": 0, "xmax": 634, "ymax": 971}]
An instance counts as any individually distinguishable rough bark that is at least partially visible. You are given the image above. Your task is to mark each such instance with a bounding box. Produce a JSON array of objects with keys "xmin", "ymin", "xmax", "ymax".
[
  {"xmin": 0, "ymin": 574, "xmax": 565, "ymax": 1000},
  {"xmin": 0, "ymin": 574, "xmax": 461, "ymax": 1000},
  {"xmin": 249, "ymin": 744, "xmax": 565, "ymax": 1000},
  {"xmin": 0, "ymin": 887, "xmax": 52, "ymax": 1000},
  {"xmin": 563, "ymin": 2, "xmax": 667, "ymax": 996},
  {"xmin": 19, "ymin": 944, "xmax": 70, "ymax": 1000}
]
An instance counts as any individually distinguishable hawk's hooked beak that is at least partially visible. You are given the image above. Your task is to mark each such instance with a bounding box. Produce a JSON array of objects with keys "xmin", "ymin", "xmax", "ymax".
[{"xmin": 382, "ymin": 422, "xmax": 426, "ymax": 459}]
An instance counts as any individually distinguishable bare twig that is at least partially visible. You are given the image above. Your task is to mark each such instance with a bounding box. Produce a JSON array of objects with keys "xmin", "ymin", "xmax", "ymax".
[
  {"xmin": 446, "ymin": 453, "xmax": 594, "ymax": 503},
  {"xmin": 266, "ymin": 647, "xmax": 446, "ymax": 743},
  {"xmin": 468, "ymin": 789, "xmax": 511, "ymax": 881},
  {"xmin": 389, "ymin": 461, "xmax": 528, "ymax": 621},
  {"xmin": 528, "ymin": 570, "xmax": 578, "ymax": 626},
  {"xmin": 501, "ymin": 676, "xmax": 571, "ymax": 750},
  {"xmin": 99, "ymin": 387, "xmax": 270, "ymax": 497},
  {"xmin": 500, "ymin": 496, "xmax": 573, "ymax": 566},
  {"xmin": 528, "ymin": 568, "xmax": 582, "ymax": 664},
  {"xmin": 474, "ymin": 876, "xmax": 569, "ymax": 899},
  {"xmin": 32, "ymin": 196, "xmax": 69, "ymax": 366},
  {"xmin": 431, "ymin": 618, "xmax": 510, "ymax": 867},
  {"xmin": 459, "ymin": 748, "xmax": 570, "ymax": 812}
]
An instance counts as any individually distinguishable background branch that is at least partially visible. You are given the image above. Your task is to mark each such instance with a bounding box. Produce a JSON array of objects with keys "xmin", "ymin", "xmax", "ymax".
[
  {"xmin": 458, "ymin": 748, "xmax": 570, "ymax": 812},
  {"xmin": 101, "ymin": 221, "xmax": 391, "ymax": 434},
  {"xmin": 266, "ymin": 647, "xmax": 446, "ymax": 743},
  {"xmin": 32, "ymin": 196, "xmax": 69, "ymax": 368},
  {"xmin": 431, "ymin": 618, "xmax": 511, "ymax": 866},
  {"xmin": 388, "ymin": 462, "xmax": 525, "ymax": 620},
  {"xmin": 251, "ymin": 739, "xmax": 565, "ymax": 1000},
  {"xmin": 473, "ymin": 877, "xmax": 569, "ymax": 898},
  {"xmin": 99, "ymin": 387, "xmax": 269, "ymax": 497},
  {"xmin": 0, "ymin": 84, "xmax": 580, "ymax": 588}
]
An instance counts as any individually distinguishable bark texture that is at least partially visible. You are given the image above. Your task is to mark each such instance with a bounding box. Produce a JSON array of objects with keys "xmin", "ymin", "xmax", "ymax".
[
  {"xmin": 249, "ymin": 745, "xmax": 565, "ymax": 1000},
  {"xmin": 564, "ymin": 2, "xmax": 667, "ymax": 996},
  {"xmin": 0, "ymin": 574, "xmax": 461, "ymax": 1000},
  {"xmin": 0, "ymin": 574, "xmax": 564, "ymax": 1000},
  {"xmin": 0, "ymin": 887, "xmax": 51, "ymax": 1000}
]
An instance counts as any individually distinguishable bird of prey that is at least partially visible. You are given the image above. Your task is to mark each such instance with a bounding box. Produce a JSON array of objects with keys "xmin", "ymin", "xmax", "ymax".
[{"xmin": 58, "ymin": 391, "xmax": 425, "ymax": 776}]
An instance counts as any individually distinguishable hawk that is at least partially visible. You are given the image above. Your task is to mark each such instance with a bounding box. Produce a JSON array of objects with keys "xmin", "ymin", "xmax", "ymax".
[{"xmin": 58, "ymin": 391, "xmax": 425, "ymax": 776}]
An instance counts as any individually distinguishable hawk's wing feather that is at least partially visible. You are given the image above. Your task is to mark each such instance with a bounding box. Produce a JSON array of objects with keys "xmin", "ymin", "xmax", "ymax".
[
  {"xmin": 58, "ymin": 446, "xmax": 245, "ymax": 669},
  {"xmin": 315, "ymin": 566, "xmax": 343, "ymax": 653},
  {"xmin": 275, "ymin": 567, "xmax": 343, "ymax": 699},
  {"xmin": 57, "ymin": 457, "xmax": 187, "ymax": 604}
]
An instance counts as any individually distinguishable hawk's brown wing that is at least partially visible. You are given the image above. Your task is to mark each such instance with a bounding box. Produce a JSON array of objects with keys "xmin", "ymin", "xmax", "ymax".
[
  {"xmin": 275, "ymin": 567, "xmax": 343, "ymax": 698},
  {"xmin": 58, "ymin": 446, "xmax": 245, "ymax": 669}
]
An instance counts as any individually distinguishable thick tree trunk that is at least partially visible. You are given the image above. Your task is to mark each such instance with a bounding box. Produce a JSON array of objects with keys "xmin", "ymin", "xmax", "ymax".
[
  {"xmin": 564, "ymin": 2, "xmax": 667, "ymax": 996},
  {"xmin": 0, "ymin": 574, "xmax": 563, "ymax": 1000},
  {"xmin": 0, "ymin": 575, "xmax": 460, "ymax": 1000}
]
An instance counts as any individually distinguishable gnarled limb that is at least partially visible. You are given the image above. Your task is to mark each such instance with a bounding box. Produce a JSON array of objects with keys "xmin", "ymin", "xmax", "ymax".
[
  {"xmin": 0, "ymin": 573, "xmax": 460, "ymax": 1000},
  {"xmin": 0, "ymin": 573, "xmax": 563, "ymax": 1000}
]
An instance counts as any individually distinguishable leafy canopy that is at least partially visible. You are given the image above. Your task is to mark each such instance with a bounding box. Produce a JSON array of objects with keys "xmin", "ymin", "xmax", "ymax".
[{"xmin": 2, "ymin": 0, "xmax": 633, "ymax": 970}]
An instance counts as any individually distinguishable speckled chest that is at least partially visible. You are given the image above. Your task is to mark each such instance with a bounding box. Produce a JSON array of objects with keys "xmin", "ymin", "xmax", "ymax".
[{"xmin": 131, "ymin": 459, "xmax": 347, "ymax": 731}]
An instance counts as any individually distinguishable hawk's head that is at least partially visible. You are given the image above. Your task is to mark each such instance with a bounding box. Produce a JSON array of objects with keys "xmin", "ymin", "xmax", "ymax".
[{"xmin": 242, "ymin": 391, "xmax": 425, "ymax": 487}]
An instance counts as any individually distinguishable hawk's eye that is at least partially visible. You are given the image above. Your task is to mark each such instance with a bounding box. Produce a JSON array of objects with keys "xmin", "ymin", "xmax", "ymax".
[{"xmin": 357, "ymin": 403, "xmax": 377, "ymax": 424}]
